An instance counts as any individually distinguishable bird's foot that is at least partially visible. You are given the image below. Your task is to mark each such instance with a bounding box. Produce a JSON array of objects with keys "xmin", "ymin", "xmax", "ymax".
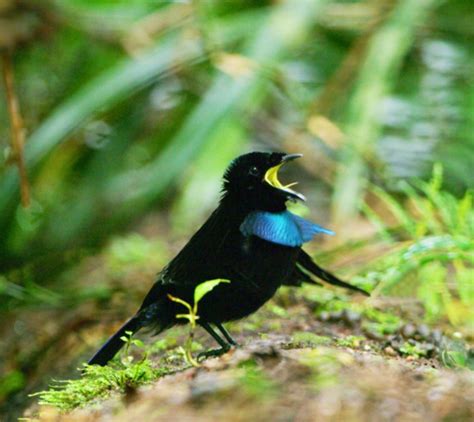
[{"xmin": 197, "ymin": 346, "xmax": 232, "ymax": 362}]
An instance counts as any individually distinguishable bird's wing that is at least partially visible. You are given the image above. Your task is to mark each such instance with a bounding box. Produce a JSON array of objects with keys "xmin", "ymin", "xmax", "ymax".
[
  {"xmin": 283, "ymin": 264, "xmax": 323, "ymax": 287},
  {"xmin": 138, "ymin": 206, "xmax": 238, "ymax": 310},
  {"xmin": 294, "ymin": 249, "xmax": 369, "ymax": 296},
  {"xmin": 138, "ymin": 270, "xmax": 170, "ymax": 311}
]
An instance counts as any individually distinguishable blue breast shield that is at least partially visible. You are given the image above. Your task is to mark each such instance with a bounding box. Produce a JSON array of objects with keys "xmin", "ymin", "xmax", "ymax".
[{"xmin": 240, "ymin": 210, "xmax": 334, "ymax": 247}]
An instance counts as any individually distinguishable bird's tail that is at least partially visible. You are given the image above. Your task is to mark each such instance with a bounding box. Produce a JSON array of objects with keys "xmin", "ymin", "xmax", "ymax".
[
  {"xmin": 87, "ymin": 317, "xmax": 142, "ymax": 366},
  {"xmin": 298, "ymin": 250, "xmax": 370, "ymax": 296}
]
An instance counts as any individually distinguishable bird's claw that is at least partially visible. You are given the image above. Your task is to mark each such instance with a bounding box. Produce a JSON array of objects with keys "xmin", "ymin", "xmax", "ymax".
[{"xmin": 197, "ymin": 346, "xmax": 231, "ymax": 362}]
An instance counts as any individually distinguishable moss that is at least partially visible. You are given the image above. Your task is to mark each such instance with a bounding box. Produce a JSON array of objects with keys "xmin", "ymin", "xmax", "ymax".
[
  {"xmin": 297, "ymin": 348, "xmax": 354, "ymax": 390},
  {"xmin": 238, "ymin": 360, "xmax": 278, "ymax": 399},
  {"xmin": 31, "ymin": 358, "xmax": 172, "ymax": 412},
  {"xmin": 288, "ymin": 332, "xmax": 333, "ymax": 348},
  {"xmin": 335, "ymin": 335, "xmax": 365, "ymax": 348}
]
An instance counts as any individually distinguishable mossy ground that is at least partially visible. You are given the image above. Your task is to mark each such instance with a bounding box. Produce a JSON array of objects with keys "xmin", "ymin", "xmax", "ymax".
[
  {"xmin": 16, "ymin": 285, "xmax": 473, "ymax": 421},
  {"xmin": 23, "ymin": 335, "xmax": 474, "ymax": 421},
  {"xmin": 1, "ymin": 225, "xmax": 472, "ymax": 421}
]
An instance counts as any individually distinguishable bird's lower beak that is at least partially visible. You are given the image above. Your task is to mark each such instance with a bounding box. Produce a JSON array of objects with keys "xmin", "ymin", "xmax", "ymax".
[{"xmin": 264, "ymin": 154, "xmax": 306, "ymax": 201}]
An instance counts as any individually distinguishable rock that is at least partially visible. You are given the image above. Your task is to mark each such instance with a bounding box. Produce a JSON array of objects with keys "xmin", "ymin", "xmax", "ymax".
[
  {"xmin": 384, "ymin": 346, "xmax": 398, "ymax": 357},
  {"xmin": 416, "ymin": 324, "xmax": 431, "ymax": 340},
  {"xmin": 330, "ymin": 310, "xmax": 343, "ymax": 321},
  {"xmin": 343, "ymin": 310, "xmax": 362, "ymax": 326},
  {"xmin": 319, "ymin": 311, "xmax": 330, "ymax": 322},
  {"xmin": 431, "ymin": 329, "xmax": 443, "ymax": 344},
  {"xmin": 400, "ymin": 324, "xmax": 416, "ymax": 339}
]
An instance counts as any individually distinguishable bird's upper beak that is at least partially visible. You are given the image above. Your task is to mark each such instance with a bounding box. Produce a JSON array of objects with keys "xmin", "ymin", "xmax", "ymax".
[{"xmin": 264, "ymin": 154, "xmax": 306, "ymax": 201}]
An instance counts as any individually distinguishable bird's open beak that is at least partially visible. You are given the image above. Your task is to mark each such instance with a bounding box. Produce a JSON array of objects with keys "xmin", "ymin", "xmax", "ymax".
[{"xmin": 264, "ymin": 154, "xmax": 306, "ymax": 201}]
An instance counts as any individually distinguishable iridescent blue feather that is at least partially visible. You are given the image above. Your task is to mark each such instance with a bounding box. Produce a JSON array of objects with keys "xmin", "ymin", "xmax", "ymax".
[{"xmin": 240, "ymin": 210, "xmax": 334, "ymax": 247}]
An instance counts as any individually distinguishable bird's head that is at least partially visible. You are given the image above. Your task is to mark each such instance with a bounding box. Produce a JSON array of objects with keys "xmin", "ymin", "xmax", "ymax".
[{"xmin": 222, "ymin": 152, "xmax": 305, "ymax": 212}]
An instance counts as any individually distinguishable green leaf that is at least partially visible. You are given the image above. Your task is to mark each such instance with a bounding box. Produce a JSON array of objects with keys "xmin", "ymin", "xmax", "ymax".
[
  {"xmin": 0, "ymin": 34, "xmax": 203, "ymax": 226},
  {"xmin": 371, "ymin": 184, "xmax": 417, "ymax": 235},
  {"xmin": 131, "ymin": 339, "xmax": 144, "ymax": 348},
  {"xmin": 194, "ymin": 278, "xmax": 230, "ymax": 306}
]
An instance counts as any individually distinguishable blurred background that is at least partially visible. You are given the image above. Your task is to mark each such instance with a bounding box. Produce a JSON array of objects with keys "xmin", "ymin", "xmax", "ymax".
[{"xmin": 0, "ymin": 0, "xmax": 473, "ymax": 419}]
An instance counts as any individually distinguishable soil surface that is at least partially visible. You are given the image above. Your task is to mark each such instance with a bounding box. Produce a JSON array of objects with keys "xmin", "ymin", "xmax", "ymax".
[{"xmin": 26, "ymin": 339, "xmax": 473, "ymax": 422}]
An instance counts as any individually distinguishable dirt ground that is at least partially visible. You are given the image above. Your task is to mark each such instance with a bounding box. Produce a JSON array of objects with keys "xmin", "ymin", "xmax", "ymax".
[
  {"xmin": 2, "ymin": 233, "xmax": 472, "ymax": 422},
  {"xmin": 13, "ymin": 296, "xmax": 473, "ymax": 422},
  {"xmin": 26, "ymin": 339, "xmax": 473, "ymax": 422}
]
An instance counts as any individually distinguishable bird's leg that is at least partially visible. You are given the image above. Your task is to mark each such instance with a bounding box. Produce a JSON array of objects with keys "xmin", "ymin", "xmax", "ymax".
[
  {"xmin": 215, "ymin": 323, "xmax": 238, "ymax": 346},
  {"xmin": 200, "ymin": 322, "xmax": 229, "ymax": 349},
  {"xmin": 198, "ymin": 322, "xmax": 232, "ymax": 361}
]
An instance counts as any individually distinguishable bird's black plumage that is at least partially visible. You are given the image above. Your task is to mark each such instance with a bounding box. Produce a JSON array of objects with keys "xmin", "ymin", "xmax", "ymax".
[{"xmin": 88, "ymin": 152, "xmax": 368, "ymax": 366}]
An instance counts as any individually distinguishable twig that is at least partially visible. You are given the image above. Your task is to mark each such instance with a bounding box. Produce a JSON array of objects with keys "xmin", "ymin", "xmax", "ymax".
[{"xmin": 1, "ymin": 49, "xmax": 30, "ymax": 208}]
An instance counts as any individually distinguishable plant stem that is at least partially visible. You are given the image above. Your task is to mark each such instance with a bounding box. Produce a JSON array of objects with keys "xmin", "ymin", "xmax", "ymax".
[{"xmin": 1, "ymin": 50, "xmax": 30, "ymax": 208}]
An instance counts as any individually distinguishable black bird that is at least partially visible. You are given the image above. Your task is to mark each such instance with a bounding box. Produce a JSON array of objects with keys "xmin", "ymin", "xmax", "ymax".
[{"xmin": 88, "ymin": 152, "xmax": 368, "ymax": 366}]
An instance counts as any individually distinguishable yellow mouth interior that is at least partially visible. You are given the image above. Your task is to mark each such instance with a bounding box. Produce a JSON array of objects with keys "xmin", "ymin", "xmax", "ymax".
[{"xmin": 264, "ymin": 163, "xmax": 298, "ymax": 191}]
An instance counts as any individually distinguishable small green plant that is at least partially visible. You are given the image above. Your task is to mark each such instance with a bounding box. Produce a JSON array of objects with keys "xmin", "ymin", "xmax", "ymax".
[
  {"xmin": 441, "ymin": 347, "xmax": 474, "ymax": 370},
  {"xmin": 308, "ymin": 290, "xmax": 403, "ymax": 336},
  {"xmin": 168, "ymin": 278, "xmax": 230, "ymax": 366},
  {"xmin": 0, "ymin": 370, "xmax": 25, "ymax": 400},
  {"xmin": 358, "ymin": 164, "xmax": 474, "ymax": 328},
  {"xmin": 362, "ymin": 307, "xmax": 402, "ymax": 335},
  {"xmin": 31, "ymin": 278, "xmax": 231, "ymax": 411},
  {"xmin": 119, "ymin": 330, "xmax": 146, "ymax": 364},
  {"xmin": 398, "ymin": 342, "xmax": 428, "ymax": 358}
]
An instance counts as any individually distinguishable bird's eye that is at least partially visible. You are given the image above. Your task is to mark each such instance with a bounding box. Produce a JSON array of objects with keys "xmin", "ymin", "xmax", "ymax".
[{"xmin": 249, "ymin": 166, "xmax": 259, "ymax": 177}]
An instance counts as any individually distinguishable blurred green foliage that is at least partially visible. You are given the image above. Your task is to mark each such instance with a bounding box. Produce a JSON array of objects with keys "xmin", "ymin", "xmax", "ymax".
[
  {"xmin": 0, "ymin": 0, "xmax": 473, "ymax": 343},
  {"xmin": 1, "ymin": 0, "xmax": 473, "ymax": 271},
  {"xmin": 358, "ymin": 164, "xmax": 473, "ymax": 328}
]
